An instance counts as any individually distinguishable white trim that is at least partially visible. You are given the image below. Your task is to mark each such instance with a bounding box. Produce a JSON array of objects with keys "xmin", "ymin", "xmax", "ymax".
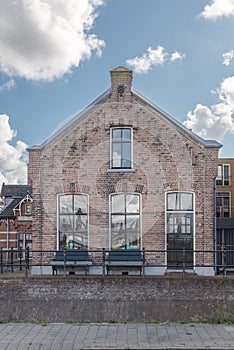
[
  {"xmin": 165, "ymin": 191, "xmax": 195, "ymax": 271},
  {"xmin": 110, "ymin": 127, "xmax": 133, "ymax": 170},
  {"xmin": 57, "ymin": 193, "xmax": 89, "ymax": 250},
  {"xmin": 13, "ymin": 194, "xmax": 33, "ymax": 216}
]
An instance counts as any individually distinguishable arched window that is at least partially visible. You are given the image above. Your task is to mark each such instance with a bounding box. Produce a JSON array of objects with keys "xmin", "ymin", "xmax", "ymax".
[
  {"xmin": 110, "ymin": 193, "xmax": 141, "ymax": 250},
  {"xmin": 58, "ymin": 194, "xmax": 88, "ymax": 250}
]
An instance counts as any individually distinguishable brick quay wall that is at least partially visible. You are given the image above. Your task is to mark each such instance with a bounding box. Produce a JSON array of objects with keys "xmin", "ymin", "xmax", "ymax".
[{"xmin": 0, "ymin": 276, "xmax": 233, "ymax": 323}]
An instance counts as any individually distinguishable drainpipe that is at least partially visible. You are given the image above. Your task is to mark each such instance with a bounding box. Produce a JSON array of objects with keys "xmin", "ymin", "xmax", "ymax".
[
  {"xmin": 214, "ymin": 177, "xmax": 217, "ymax": 275},
  {"xmin": 6, "ymin": 218, "xmax": 9, "ymax": 266}
]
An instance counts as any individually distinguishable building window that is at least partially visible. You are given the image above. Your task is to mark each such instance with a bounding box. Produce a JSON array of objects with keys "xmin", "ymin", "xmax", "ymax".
[
  {"xmin": 166, "ymin": 192, "xmax": 194, "ymax": 234},
  {"xmin": 18, "ymin": 232, "xmax": 32, "ymax": 259},
  {"xmin": 216, "ymin": 164, "xmax": 230, "ymax": 186},
  {"xmin": 111, "ymin": 128, "xmax": 132, "ymax": 169},
  {"xmin": 166, "ymin": 192, "xmax": 194, "ymax": 268},
  {"xmin": 110, "ymin": 193, "xmax": 140, "ymax": 249},
  {"xmin": 25, "ymin": 204, "xmax": 32, "ymax": 215},
  {"xmin": 216, "ymin": 192, "xmax": 230, "ymax": 218},
  {"xmin": 58, "ymin": 194, "xmax": 88, "ymax": 250}
]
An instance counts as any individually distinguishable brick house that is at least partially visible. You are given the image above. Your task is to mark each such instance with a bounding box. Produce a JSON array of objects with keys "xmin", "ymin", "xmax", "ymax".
[
  {"xmin": 28, "ymin": 67, "xmax": 221, "ymax": 275},
  {"xmin": 216, "ymin": 158, "xmax": 234, "ymax": 270},
  {"xmin": 0, "ymin": 183, "xmax": 32, "ymax": 262}
]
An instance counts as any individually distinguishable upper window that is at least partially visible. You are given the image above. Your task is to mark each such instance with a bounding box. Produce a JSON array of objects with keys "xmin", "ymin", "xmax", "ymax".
[
  {"xmin": 58, "ymin": 194, "xmax": 88, "ymax": 250},
  {"xmin": 216, "ymin": 164, "xmax": 230, "ymax": 186},
  {"xmin": 110, "ymin": 193, "xmax": 141, "ymax": 250},
  {"xmin": 167, "ymin": 192, "xmax": 193, "ymax": 212},
  {"xmin": 111, "ymin": 128, "xmax": 132, "ymax": 169},
  {"xmin": 216, "ymin": 192, "xmax": 230, "ymax": 218}
]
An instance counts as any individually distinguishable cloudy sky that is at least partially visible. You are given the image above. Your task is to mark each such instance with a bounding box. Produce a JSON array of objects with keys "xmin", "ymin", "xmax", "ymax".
[{"xmin": 0, "ymin": 0, "xmax": 234, "ymax": 185}]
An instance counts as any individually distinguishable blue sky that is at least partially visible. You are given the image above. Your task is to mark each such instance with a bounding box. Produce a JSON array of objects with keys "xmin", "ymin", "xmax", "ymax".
[{"xmin": 0, "ymin": 0, "xmax": 234, "ymax": 185}]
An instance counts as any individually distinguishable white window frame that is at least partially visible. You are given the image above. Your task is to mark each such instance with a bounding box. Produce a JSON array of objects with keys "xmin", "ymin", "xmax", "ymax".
[
  {"xmin": 57, "ymin": 193, "xmax": 89, "ymax": 250},
  {"xmin": 109, "ymin": 192, "xmax": 142, "ymax": 250},
  {"xmin": 217, "ymin": 164, "xmax": 230, "ymax": 186},
  {"xmin": 165, "ymin": 191, "xmax": 195, "ymax": 269},
  {"xmin": 110, "ymin": 127, "xmax": 133, "ymax": 170}
]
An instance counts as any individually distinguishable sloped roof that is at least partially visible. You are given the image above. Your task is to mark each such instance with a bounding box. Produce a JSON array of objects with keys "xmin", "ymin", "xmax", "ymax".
[
  {"xmin": 28, "ymin": 86, "xmax": 222, "ymax": 151},
  {"xmin": 0, "ymin": 198, "xmax": 20, "ymax": 218},
  {"xmin": 1, "ymin": 184, "xmax": 32, "ymax": 198},
  {"xmin": 0, "ymin": 184, "xmax": 32, "ymax": 219}
]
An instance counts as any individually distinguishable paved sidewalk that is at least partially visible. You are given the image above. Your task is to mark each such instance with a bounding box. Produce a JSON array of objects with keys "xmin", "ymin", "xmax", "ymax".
[{"xmin": 0, "ymin": 322, "xmax": 234, "ymax": 349}]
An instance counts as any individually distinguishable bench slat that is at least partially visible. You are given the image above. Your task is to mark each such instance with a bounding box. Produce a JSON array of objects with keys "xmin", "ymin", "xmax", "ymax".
[
  {"xmin": 108, "ymin": 250, "xmax": 142, "ymax": 261},
  {"xmin": 55, "ymin": 250, "xmax": 89, "ymax": 261}
]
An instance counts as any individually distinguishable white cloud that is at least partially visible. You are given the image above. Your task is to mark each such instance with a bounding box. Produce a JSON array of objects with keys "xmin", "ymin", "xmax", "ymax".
[
  {"xmin": 222, "ymin": 50, "xmax": 234, "ymax": 66},
  {"xmin": 183, "ymin": 76, "xmax": 234, "ymax": 142},
  {"xmin": 0, "ymin": 79, "xmax": 16, "ymax": 92},
  {"xmin": 0, "ymin": 114, "xmax": 28, "ymax": 185},
  {"xmin": 170, "ymin": 51, "xmax": 185, "ymax": 62},
  {"xmin": 126, "ymin": 46, "xmax": 185, "ymax": 74},
  {"xmin": 199, "ymin": 0, "xmax": 234, "ymax": 20},
  {"xmin": 0, "ymin": 0, "xmax": 105, "ymax": 82}
]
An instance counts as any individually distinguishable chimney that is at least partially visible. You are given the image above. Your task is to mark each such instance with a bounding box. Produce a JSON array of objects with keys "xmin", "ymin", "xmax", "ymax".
[{"xmin": 110, "ymin": 66, "xmax": 133, "ymax": 102}]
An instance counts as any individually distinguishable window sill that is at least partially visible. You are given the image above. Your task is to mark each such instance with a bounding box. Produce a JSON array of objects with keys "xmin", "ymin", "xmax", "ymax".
[{"xmin": 107, "ymin": 168, "xmax": 136, "ymax": 173}]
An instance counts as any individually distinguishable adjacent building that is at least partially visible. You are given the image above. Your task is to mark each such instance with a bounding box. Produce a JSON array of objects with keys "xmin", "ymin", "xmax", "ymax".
[
  {"xmin": 27, "ymin": 67, "xmax": 221, "ymax": 276},
  {"xmin": 216, "ymin": 158, "xmax": 234, "ymax": 270},
  {"xmin": 0, "ymin": 184, "xmax": 32, "ymax": 262}
]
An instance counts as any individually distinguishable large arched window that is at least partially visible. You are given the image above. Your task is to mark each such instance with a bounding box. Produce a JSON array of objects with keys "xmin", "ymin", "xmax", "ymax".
[
  {"xmin": 58, "ymin": 194, "xmax": 88, "ymax": 250},
  {"xmin": 110, "ymin": 193, "xmax": 141, "ymax": 250}
]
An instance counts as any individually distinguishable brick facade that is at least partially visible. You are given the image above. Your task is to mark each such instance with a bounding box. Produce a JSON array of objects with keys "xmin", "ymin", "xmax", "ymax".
[
  {"xmin": 28, "ymin": 67, "xmax": 221, "ymax": 275},
  {"xmin": 0, "ymin": 184, "xmax": 32, "ymax": 261}
]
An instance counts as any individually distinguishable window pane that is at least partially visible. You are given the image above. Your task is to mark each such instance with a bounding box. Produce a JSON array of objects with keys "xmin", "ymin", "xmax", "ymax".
[
  {"xmin": 60, "ymin": 215, "xmax": 73, "ymax": 232},
  {"xmin": 217, "ymin": 165, "xmax": 222, "ymax": 179},
  {"xmin": 224, "ymin": 165, "xmax": 230, "ymax": 185},
  {"xmin": 112, "ymin": 194, "xmax": 125, "ymax": 213},
  {"xmin": 216, "ymin": 197, "xmax": 222, "ymax": 207},
  {"xmin": 122, "ymin": 129, "xmax": 131, "ymax": 141},
  {"xmin": 167, "ymin": 213, "xmax": 193, "ymax": 235},
  {"xmin": 112, "ymin": 143, "xmax": 121, "ymax": 168},
  {"xmin": 112, "ymin": 129, "xmax": 121, "ymax": 140},
  {"xmin": 167, "ymin": 193, "xmax": 177, "ymax": 210},
  {"xmin": 111, "ymin": 215, "xmax": 125, "ymax": 249},
  {"xmin": 180, "ymin": 193, "xmax": 193, "ymax": 211},
  {"xmin": 60, "ymin": 195, "xmax": 73, "ymax": 213},
  {"xmin": 224, "ymin": 165, "xmax": 229, "ymax": 179},
  {"xmin": 75, "ymin": 215, "xmax": 87, "ymax": 231},
  {"xmin": 167, "ymin": 192, "xmax": 193, "ymax": 211},
  {"xmin": 126, "ymin": 232, "xmax": 140, "ymax": 249},
  {"xmin": 74, "ymin": 233, "xmax": 88, "ymax": 249},
  {"xmin": 223, "ymin": 197, "xmax": 230, "ymax": 207},
  {"xmin": 126, "ymin": 194, "xmax": 139, "ymax": 213},
  {"xmin": 126, "ymin": 215, "xmax": 139, "ymax": 231},
  {"xmin": 74, "ymin": 195, "xmax": 87, "ymax": 214},
  {"xmin": 111, "ymin": 215, "xmax": 125, "ymax": 231},
  {"xmin": 122, "ymin": 143, "xmax": 131, "ymax": 168}
]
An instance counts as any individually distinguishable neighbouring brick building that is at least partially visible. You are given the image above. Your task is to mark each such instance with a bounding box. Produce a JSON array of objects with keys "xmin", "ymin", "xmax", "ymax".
[
  {"xmin": 28, "ymin": 67, "xmax": 222, "ymax": 275},
  {"xmin": 216, "ymin": 158, "xmax": 234, "ymax": 270},
  {"xmin": 0, "ymin": 183, "xmax": 32, "ymax": 261}
]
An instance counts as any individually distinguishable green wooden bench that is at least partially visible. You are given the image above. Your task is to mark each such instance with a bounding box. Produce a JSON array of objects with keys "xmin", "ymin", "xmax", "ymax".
[
  {"xmin": 105, "ymin": 250, "xmax": 144, "ymax": 275},
  {"xmin": 51, "ymin": 250, "xmax": 92, "ymax": 275}
]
